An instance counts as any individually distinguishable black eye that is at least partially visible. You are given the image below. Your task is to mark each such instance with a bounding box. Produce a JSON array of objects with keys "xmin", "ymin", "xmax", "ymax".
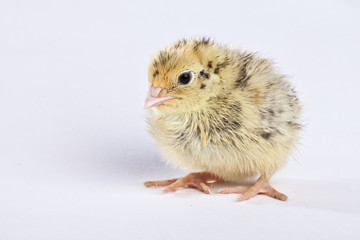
[{"xmin": 178, "ymin": 72, "xmax": 192, "ymax": 85}]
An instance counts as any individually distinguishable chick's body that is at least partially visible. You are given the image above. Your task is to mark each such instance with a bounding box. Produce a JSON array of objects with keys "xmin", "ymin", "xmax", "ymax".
[{"xmin": 145, "ymin": 38, "xmax": 301, "ymax": 200}]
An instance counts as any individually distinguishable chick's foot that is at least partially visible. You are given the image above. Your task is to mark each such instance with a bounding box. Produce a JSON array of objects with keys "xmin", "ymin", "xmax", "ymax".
[
  {"xmin": 144, "ymin": 172, "xmax": 221, "ymax": 194},
  {"xmin": 219, "ymin": 176, "xmax": 288, "ymax": 201}
]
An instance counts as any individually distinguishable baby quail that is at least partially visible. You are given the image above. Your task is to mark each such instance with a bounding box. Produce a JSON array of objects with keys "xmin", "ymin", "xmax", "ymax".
[{"xmin": 144, "ymin": 38, "xmax": 301, "ymax": 201}]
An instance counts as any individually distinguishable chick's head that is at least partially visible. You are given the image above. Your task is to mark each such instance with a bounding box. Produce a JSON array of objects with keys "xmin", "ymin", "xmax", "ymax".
[{"xmin": 144, "ymin": 38, "xmax": 231, "ymax": 113}]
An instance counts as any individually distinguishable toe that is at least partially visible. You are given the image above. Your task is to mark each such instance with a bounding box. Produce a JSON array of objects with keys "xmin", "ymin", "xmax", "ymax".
[
  {"xmin": 199, "ymin": 182, "xmax": 211, "ymax": 194},
  {"xmin": 237, "ymin": 194, "xmax": 246, "ymax": 201},
  {"xmin": 265, "ymin": 187, "xmax": 288, "ymax": 201},
  {"xmin": 144, "ymin": 179, "xmax": 179, "ymax": 188},
  {"xmin": 219, "ymin": 186, "xmax": 249, "ymax": 194},
  {"xmin": 161, "ymin": 178, "xmax": 188, "ymax": 193},
  {"xmin": 187, "ymin": 182, "xmax": 212, "ymax": 194},
  {"xmin": 162, "ymin": 186, "xmax": 177, "ymax": 193},
  {"xmin": 144, "ymin": 181, "xmax": 154, "ymax": 187}
]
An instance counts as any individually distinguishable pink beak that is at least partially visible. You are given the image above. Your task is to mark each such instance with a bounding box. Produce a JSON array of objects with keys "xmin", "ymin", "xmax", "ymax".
[{"xmin": 143, "ymin": 87, "xmax": 175, "ymax": 109}]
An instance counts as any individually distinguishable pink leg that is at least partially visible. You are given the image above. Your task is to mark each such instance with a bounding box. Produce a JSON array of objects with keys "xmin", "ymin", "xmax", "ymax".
[
  {"xmin": 144, "ymin": 172, "xmax": 222, "ymax": 194},
  {"xmin": 219, "ymin": 176, "xmax": 288, "ymax": 201}
]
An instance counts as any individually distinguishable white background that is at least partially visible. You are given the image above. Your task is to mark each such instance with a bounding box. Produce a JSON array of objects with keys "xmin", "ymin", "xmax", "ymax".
[{"xmin": 1, "ymin": 0, "xmax": 360, "ymax": 239}]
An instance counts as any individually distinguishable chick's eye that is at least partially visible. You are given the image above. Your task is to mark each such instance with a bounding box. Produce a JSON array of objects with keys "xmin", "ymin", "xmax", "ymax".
[{"xmin": 178, "ymin": 72, "xmax": 192, "ymax": 85}]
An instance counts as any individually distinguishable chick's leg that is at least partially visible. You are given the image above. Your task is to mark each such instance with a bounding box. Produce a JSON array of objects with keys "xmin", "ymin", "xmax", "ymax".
[
  {"xmin": 144, "ymin": 172, "xmax": 221, "ymax": 194},
  {"xmin": 219, "ymin": 176, "xmax": 288, "ymax": 201}
]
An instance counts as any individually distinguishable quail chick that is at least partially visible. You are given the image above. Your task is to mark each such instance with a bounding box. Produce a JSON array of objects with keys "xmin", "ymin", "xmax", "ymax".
[{"xmin": 143, "ymin": 38, "xmax": 301, "ymax": 201}]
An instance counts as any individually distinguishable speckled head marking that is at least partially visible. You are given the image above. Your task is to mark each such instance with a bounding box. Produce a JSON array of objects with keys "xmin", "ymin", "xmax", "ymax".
[{"xmin": 146, "ymin": 37, "xmax": 243, "ymax": 112}]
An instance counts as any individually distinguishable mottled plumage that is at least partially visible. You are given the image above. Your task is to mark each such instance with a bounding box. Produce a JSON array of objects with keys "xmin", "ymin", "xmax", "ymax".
[{"xmin": 144, "ymin": 38, "xmax": 302, "ymax": 201}]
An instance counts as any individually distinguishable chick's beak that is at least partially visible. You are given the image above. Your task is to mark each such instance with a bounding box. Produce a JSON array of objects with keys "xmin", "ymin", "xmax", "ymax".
[{"xmin": 143, "ymin": 87, "xmax": 175, "ymax": 109}]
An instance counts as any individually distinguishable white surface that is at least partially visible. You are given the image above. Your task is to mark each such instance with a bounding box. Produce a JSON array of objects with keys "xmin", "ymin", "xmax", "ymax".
[{"xmin": 1, "ymin": 0, "xmax": 360, "ymax": 239}]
